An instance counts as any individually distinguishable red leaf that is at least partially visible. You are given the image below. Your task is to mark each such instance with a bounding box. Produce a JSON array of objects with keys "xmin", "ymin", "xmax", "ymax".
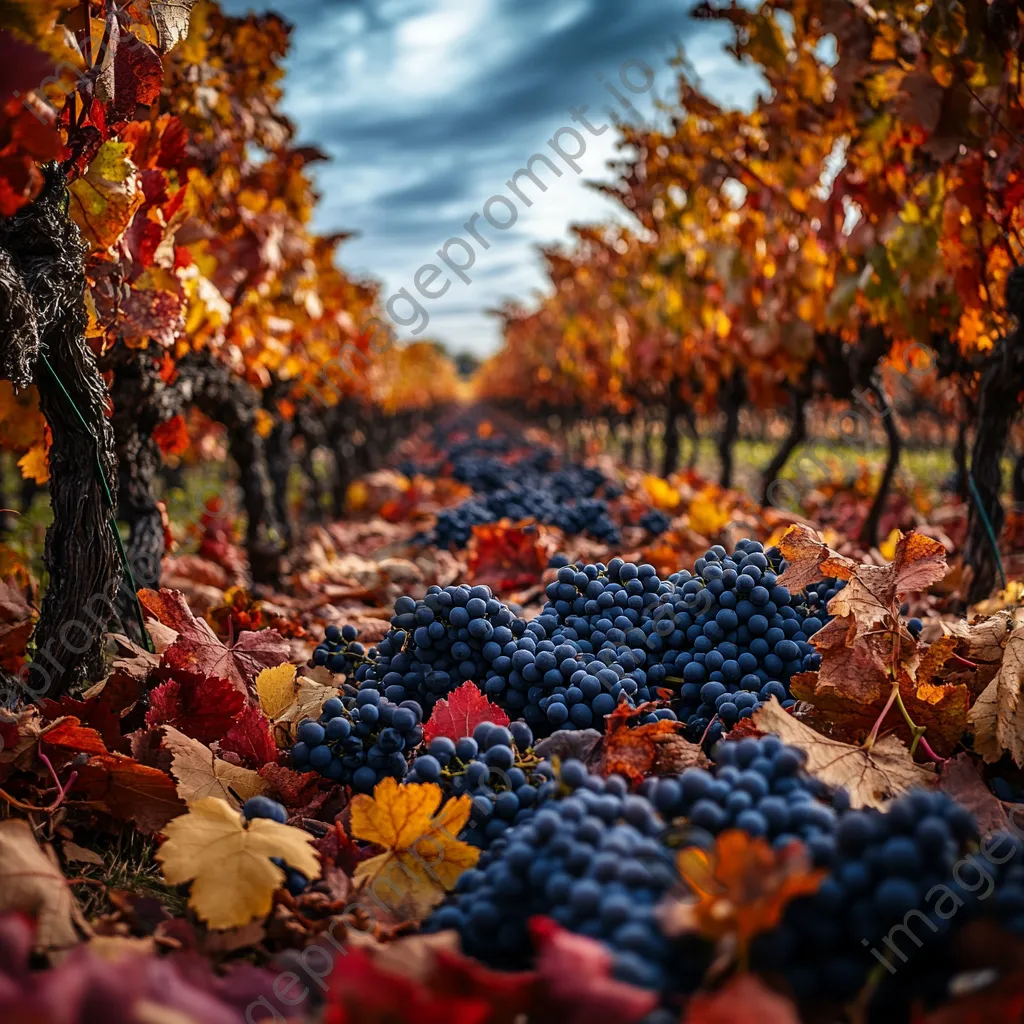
[
  {"xmin": 683, "ymin": 975, "xmax": 800, "ymax": 1023},
  {"xmin": 423, "ymin": 682, "xmax": 509, "ymax": 744},
  {"xmin": 74, "ymin": 753, "xmax": 184, "ymax": 833},
  {"xmin": 139, "ymin": 589, "xmax": 290, "ymax": 693},
  {"xmin": 40, "ymin": 717, "xmax": 108, "ymax": 757},
  {"xmin": 145, "ymin": 671, "xmax": 245, "ymax": 743},
  {"xmin": 220, "ymin": 703, "xmax": 277, "ymax": 768},
  {"xmin": 258, "ymin": 763, "xmax": 321, "ymax": 806},
  {"xmin": 528, "ymin": 917, "xmax": 658, "ymax": 1024},
  {"xmin": 39, "ymin": 671, "xmax": 143, "ymax": 754},
  {"xmin": 152, "ymin": 415, "xmax": 190, "ymax": 456},
  {"xmin": 323, "ymin": 944, "xmax": 492, "ymax": 1024},
  {"xmin": 113, "ymin": 38, "xmax": 164, "ymax": 118}
]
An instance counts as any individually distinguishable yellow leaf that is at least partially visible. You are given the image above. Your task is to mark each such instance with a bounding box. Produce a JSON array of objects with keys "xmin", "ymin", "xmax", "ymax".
[
  {"xmin": 156, "ymin": 797, "xmax": 320, "ymax": 930},
  {"xmin": 253, "ymin": 408, "xmax": 274, "ymax": 440},
  {"xmin": 69, "ymin": 141, "xmax": 144, "ymax": 252},
  {"xmin": 349, "ymin": 778, "xmax": 479, "ymax": 920},
  {"xmin": 346, "ymin": 480, "xmax": 370, "ymax": 511},
  {"xmin": 18, "ymin": 442, "xmax": 49, "ymax": 485},
  {"xmin": 256, "ymin": 663, "xmax": 298, "ymax": 720}
]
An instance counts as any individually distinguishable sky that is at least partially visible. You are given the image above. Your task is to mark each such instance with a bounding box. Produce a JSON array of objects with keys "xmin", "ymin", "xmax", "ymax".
[{"xmin": 219, "ymin": 0, "xmax": 760, "ymax": 357}]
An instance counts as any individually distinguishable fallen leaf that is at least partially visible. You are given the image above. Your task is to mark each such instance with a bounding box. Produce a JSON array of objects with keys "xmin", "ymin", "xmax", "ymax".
[
  {"xmin": 156, "ymin": 797, "xmax": 320, "ymax": 930},
  {"xmin": 598, "ymin": 702, "xmax": 703, "ymax": 783},
  {"xmin": 939, "ymin": 754, "xmax": 1011, "ymax": 834},
  {"xmin": 256, "ymin": 662, "xmax": 298, "ymax": 720},
  {"xmin": 528, "ymin": 917, "xmax": 658, "ymax": 1024},
  {"xmin": 40, "ymin": 716, "xmax": 108, "ymax": 757},
  {"xmin": 258, "ymin": 763, "xmax": 321, "ymax": 807},
  {"xmin": 534, "ymin": 729, "xmax": 603, "ymax": 769},
  {"xmin": 969, "ymin": 626, "xmax": 1024, "ymax": 765},
  {"xmin": 0, "ymin": 819, "xmax": 84, "ymax": 951},
  {"xmin": 220, "ymin": 702, "xmax": 277, "ymax": 768},
  {"xmin": 61, "ymin": 842, "xmax": 104, "ymax": 867},
  {"xmin": 144, "ymin": 671, "xmax": 244, "ymax": 743},
  {"xmin": 683, "ymin": 974, "xmax": 801, "ymax": 1024},
  {"xmin": 161, "ymin": 725, "xmax": 268, "ymax": 804},
  {"xmin": 74, "ymin": 753, "xmax": 185, "ymax": 833},
  {"xmin": 349, "ymin": 778, "xmax": 480, "ymax": 921},
  {"xmin": 661, "ymin": 830, "xmax": 824, "ymax": 958},
  {"xmin": 140, "ymin": 589, "xmax": 289, "ymax": 693},
  {"xmin": 423, "ymin": 682, "xmax": 509, "ymax": 744},
  {"xmin": 752, "ymin": 698, "xmax": 933, "ymax": 808}
]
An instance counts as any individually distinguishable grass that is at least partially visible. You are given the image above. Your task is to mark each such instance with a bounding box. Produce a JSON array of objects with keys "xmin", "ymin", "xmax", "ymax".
[{"xmin": 71, "ymin": 826, "xmax": 188, "ymax": 922}]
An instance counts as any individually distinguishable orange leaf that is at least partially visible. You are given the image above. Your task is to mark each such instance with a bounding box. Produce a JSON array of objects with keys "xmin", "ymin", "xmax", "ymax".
[
  {"xmin": 153, "ymin": 414, "xmax": 190, "ymax": 456},
  {"xmin": 663, "ymin": 830, "xmax": 824, "ymax": 958}
]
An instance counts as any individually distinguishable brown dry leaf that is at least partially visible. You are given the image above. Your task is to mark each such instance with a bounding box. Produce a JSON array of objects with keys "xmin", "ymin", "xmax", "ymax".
[
  {"xmin": 61, "ymin": 842, "xmax": 104, "ymax": 867},
  {"xmin": 938, "ymin": 754, "xmax": 1011, "ymax": 834},
  {"xmin": 942, "ymin": 612, "xmax": 1017, "ymax": 694},
  {"xmin": 0, "ymin": 819, "xmax": 86, "ymax": 951},
  {"xmin": 753, "ymin": 698, "xmax": 933, "ymax": 808},
  {"xmin": 683, "ymin": 974, "xmax": 801, "ymax": 1024},
  {"xmin": 271, "ymin": 675, "xmax": 340, "ymax": 734},
  {"xmin": 161, "ymin": 725, "xmax": 268, "ymax": 804},
  {"xmin": 969, "ymin": 626, "xmax": 1024, "ymax": 765},
  {"xmin": 779, "ymin": 524, "xmax": 947, "ymax": 607}
]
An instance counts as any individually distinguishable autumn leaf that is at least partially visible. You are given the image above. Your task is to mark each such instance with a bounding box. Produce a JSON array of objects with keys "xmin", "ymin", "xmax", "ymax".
[
  {"xmin": 422, "ymin": 682, "xmax": 509, "ymax": 745},
  {"xmin": 219, "ymin": 702, "xmax": 278, "ymax": 768},
  {"xmin": 139, "ymin": 589, "xmax": 289, "ymax": 693},
  {"xmin": 156, "ymin": 797, "xmax": 320, "ymax": 930},
  {"xmin": 969, "ymin": 625, "xmax": 1024, "ymax": 765},
  {"xmin": 149, "ymin": 0, "xmax": 200, "ymax": 52},
  {"xmin": 528, "ymin": 917, "xmax": 658, "ymax": 1024},
  {"xmin": 17, "ymin": 442, "xmax": 49, "ymax": 485},
  {"xmin": 662, "ymin": 830, "xmax": 824, "ymax": 960},
  {"xmin": 682, "ymin": 975, "xmax": 801, "ymax": 1024},
  {"xmin": 0, "ymin": 819, "xmax": 85, "ymax": 952},
  {"xmin": 752, "ymin": 698, "xmax": 933, "ymax": 808},
  {"xmin": 598, "ymin": 701, "xmax": 707, "ymax": 782},
  {"xmin": 144, "ymin": 671, "xmax": 245, "ymax": 743},
  {"xmin": 74, "ymin": 753, "xmax": 185, "ymax": 833},
  {"xmin": 256, "ymin": 662, "xmax": 299, "ymax": 720},
  {"xmin": 349, "ymin": 777, "xmax": 480, "ymax": 921},
  {"xmin": 69, "ymin": 141, "xmax": 145, "ymax": 252},
  {"xmin": 152, "ymin": 414, "xmax": 190, "ymax": 456},
  {"xmin": 161, "ymin": 725, "xmax": 268, "ymax": 804},
  {"xmin": 938, "ymin": 753, "xmax": 1011, "ymax": 834},
  {"xmin": 40, "ymin": 716, "xmax": 108, "ymax": 757}
]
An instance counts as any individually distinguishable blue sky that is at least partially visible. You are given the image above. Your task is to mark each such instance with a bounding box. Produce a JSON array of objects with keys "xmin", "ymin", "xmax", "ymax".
[{"xmin": 219, "ymin": 0, "xmax": 759, "ymax": 356}]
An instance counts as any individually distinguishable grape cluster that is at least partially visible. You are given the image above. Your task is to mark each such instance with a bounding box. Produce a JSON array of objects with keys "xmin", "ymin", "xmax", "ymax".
[
  {"xmin": 641, "ymin": 735, "xmax": 845, "ymax": 857},
  {"xmin": 429, "ymin": 489, "xmax": 620, "ymax": 549},
  {"xmin": 243, "ymin": 796, "xmax": 308, "ymax": 896},
  {"xmin": 638, "ymin": 508, "xmax": 671, "ymax": 536},
  {"xmin": 648, "ymin": 540, "xmax": 841, "ymax": 743},
  {"xmin": 291, "ymin": 692, "xmax": 424, "ymax": 792},
  {"xmin": 311, "ymin": 623, "xmax": 369, "ymax": 676},
  {"xmin": 426, "ymin": 759, "xmax": 688, "ymax": 990},
  {"xmin": 407, "ymin": 720, "xmax": 555, "ymax": 847},
  {"xmin": 751, "ymin": 788, "xmax": 979, "ymax": 1006}
]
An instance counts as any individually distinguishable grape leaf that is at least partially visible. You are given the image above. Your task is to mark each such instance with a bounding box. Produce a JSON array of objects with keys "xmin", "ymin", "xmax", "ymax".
[
  {"xmin": 598, "ymin": 701, "xmax": 707, "ymax": 782},
  {"xmin": 255, "ymin": 662, "xmax": 298, "ymax": 720},
  {"xmin": 149, "ymin": 0, "xmax": 200, "ymax": 53},
  {"xmin": 349, "ymin": 778, "xmax": 480, "ymax": 921},
  {"xmin": 219, "ymin": 702, "xmax": 277, "ymax": 768},
  {"xmin": 39, "ymin": 716, "xmax": 108, "ymax": 757},
  {"xmin": 423, "ymin": 682, "xmax": 509, "ymax": 744},
  {"xmin": 969, "ymin": 625, "xmax": 1024, "ymax": 765},
  {"xmin": 661, "ymin": 830, "xmax": 824, "ymax": 956},
  {"xmin": 938, "ymin": 753, "xmax": 1011, "ymax": 834},
  {"xmin": 69, "ymin": 141, "xmax": 145, "ymax": 252},
  {"xmin": 0, "ymin": 819, "xmax": 84, "ymax": 952},
  {"xmin": 161, "ymin": 724, "xmax": 268, "ymax": 804},
  {"xmin": 139, "ymin": 588, "xmax": 289, "ymax": 694},
  {"xmin": 156, "ymin": 797, "xmax": 320, "ymax": 930},
  {"xmin": 752, "ymin": 697, "xmax": 933, "ymax": 808},
  {"xmin": 144, "ymin": 671, "xmax": 245, "ymax": 743},
  {"xmin": 528, "ymin": 917, "xmax": 658, "ymax": 1024},
  {"xmin": 682, "ymin": 974, "xmax": 801, "ymax": 1024},
  {"xmin": 73, "ymin": 752, "xmax": 184, "ymax": 834}
]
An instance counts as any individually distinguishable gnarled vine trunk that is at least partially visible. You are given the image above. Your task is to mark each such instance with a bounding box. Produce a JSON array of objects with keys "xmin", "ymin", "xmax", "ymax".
[
  {"xmin": 662, "ymin": 380, "xmax": 682, "ymax": 478},
  {"xmin": 0, "ymin": 167, "xmax": 119, "ymax": 696},
  {"xmin": 858, "ymin": 379, "xmax": 901, "ymax": 548},
  {"xmin": 717, "ymin": 369, "xmax": 746, "ymax": 488},
  {"xmin": 965, "ymin": 270, "xmax": 1024, "ymax": 603},
  {"xmin": 761, "ymin": 369, "xmax": 812, "ymax": 504}
]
